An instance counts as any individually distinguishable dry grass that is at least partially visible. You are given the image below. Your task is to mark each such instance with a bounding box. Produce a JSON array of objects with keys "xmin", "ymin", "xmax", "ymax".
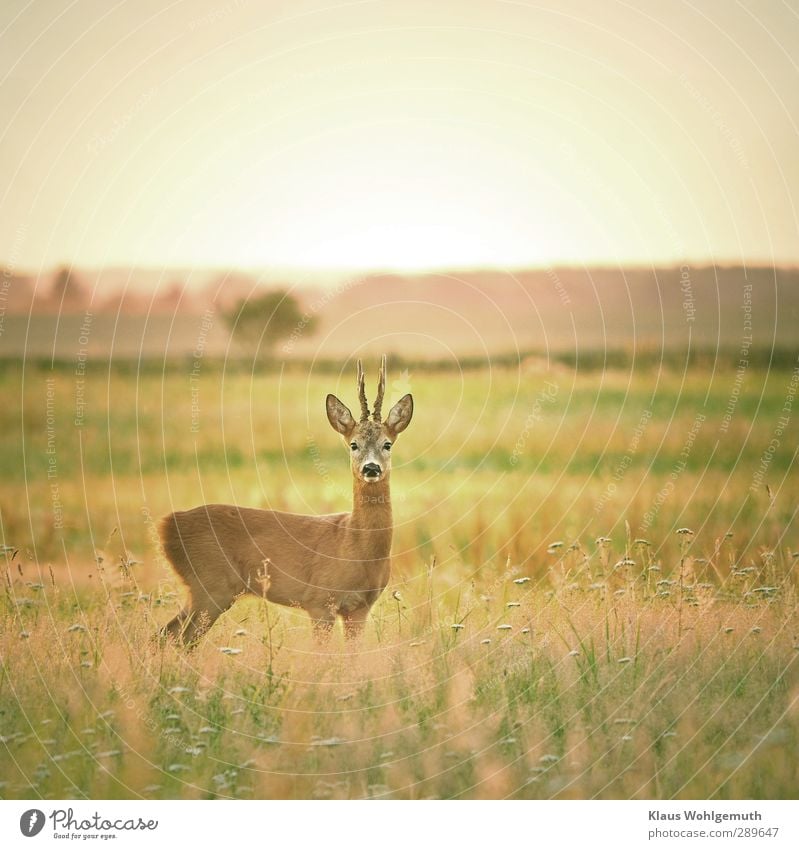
[{"xmin": 1, "ymin": 532, "xmax": 797, "ymax": 800}]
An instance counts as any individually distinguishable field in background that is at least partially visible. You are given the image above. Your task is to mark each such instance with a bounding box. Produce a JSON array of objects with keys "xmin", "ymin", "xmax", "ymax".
[
  {"xmin": 2, "ymin": 265, "xmax": 798, "ymax": 359},
  {"xmin": 0, "ymin": 356, "xmax": 798, "ymax": 799}
]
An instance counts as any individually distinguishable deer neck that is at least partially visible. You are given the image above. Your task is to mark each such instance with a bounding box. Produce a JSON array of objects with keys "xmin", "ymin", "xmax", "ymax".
[{"xmin": 350, "ymin": 474, "xmax": 393, "ymax": 533}]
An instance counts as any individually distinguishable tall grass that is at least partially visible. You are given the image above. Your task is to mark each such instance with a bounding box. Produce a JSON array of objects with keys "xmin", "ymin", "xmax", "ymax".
[
  {"xmin": 1, "ymin": 535, "xmax": 796, "ymax": 799},
  {"xmin": 0, "ymin": 359, "xmax": 797, "ymax": 798}
]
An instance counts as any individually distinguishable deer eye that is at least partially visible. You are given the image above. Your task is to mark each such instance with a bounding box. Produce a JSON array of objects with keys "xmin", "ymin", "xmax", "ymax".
[
  {"xmin": 350, "ymin": 442, "xmax": 358, "ymax": 451},
  {"xmin": 383, "ymin": 442, "xmax": 392, "ymax": 451}
]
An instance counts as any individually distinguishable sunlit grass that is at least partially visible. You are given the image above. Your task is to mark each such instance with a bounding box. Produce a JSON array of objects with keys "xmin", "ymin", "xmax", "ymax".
[
  {"xmin": 1, "ymin": 533, "xmax": 796, "ymax": 799},
  {"xmin": 0, "ymin": 360, "xmax": 797, "ymax": 798}
]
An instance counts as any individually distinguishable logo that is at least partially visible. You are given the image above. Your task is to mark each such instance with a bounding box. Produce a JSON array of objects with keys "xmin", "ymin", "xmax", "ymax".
[{"xmin": 20, "ymin": 809, "xmax": 45, "ymax": 837}]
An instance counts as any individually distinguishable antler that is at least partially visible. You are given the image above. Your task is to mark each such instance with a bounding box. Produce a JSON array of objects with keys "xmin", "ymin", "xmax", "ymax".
[
  {"xmin": 356, "ymin": 359, "xmax": 370, "ymax": 421},
  {"xmin": 372, "ymin": 354, "xmax": 387, "ymax": 421}
]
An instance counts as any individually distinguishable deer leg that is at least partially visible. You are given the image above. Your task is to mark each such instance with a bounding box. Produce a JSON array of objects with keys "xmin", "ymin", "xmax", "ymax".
[
  {"xmin": 163, "ymin": 587, "xmax": 237, "ymax": 646},
  {"xmin": 307, "ymin": 606, "xmax": 336, "ymax": 642},
  {"xmin": 342, "ymin": 606, "xmax": 369, "ymax": 641},
  {"xmin": 161, "ymin": 607, "xmax": 190, "ymax": 641}
]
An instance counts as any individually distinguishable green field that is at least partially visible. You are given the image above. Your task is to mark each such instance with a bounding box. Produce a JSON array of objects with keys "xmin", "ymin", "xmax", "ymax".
[{"xmin": 1, "ymin": 356, "xmax": 797, "ymax": 799}]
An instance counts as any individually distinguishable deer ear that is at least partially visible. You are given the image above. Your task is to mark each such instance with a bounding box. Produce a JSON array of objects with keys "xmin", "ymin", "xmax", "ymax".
[
  {"xmin": 385, "ymin": 393, "xmax": 413, "ymax": 436},
  {"xmin": 326, "ymin": 394, "xmax": 356, "ymax": 436}
]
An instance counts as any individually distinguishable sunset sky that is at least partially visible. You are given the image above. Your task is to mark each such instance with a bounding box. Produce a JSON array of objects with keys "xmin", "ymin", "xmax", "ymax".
[{"xmin": 1, "ymin": 0, "xmax": 798, "ymax": 273}]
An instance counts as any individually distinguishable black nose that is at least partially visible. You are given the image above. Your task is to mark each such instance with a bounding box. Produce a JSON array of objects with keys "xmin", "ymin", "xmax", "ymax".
[{"xmin": 362, "ymin": 463, "xmax": 381, "ymax": 478}]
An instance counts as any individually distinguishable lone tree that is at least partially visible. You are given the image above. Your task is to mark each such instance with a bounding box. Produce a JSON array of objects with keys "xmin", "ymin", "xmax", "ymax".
[
  {"xmin": 50, "ymin": 265, "xmax": 87, "ymax": 310},
  {"xmin": 224, "ymin": 289, "xmax": 316, "ymax": 360}
]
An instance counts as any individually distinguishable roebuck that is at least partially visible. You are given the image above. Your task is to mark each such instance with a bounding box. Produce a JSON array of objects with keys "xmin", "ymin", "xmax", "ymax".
[{"xmin": 159, "ymin": 357, "xmax": 413, "ymax": 643}]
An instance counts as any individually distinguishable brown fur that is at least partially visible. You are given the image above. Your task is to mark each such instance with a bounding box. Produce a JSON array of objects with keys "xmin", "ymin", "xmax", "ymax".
[{"xmin": 159, "ymin": 364, "xmax": 412, "ymax": 644}]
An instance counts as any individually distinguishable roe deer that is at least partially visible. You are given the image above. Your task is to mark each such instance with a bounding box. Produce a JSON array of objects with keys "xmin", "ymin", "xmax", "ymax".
[{"xmin": 159, "ymin": 356, "xmax": 413, "ymax": 643}]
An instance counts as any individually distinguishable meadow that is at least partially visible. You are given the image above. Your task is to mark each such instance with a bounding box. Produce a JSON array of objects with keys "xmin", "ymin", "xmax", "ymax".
[{"xmin": 0, "ymin": 355, "xmax": 797, "ymax": 799}]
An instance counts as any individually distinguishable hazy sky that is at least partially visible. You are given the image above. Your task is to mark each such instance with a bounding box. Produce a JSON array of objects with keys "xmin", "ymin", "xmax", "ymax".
[{"xmin": 1, "ymin": 0, "xmax": 798, "ymax": 271}]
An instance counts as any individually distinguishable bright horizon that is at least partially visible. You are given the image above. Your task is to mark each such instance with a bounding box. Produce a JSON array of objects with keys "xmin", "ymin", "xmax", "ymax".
[{"xmin": 2, "ymin": 1, "xmax": 798, "ymax": 273}]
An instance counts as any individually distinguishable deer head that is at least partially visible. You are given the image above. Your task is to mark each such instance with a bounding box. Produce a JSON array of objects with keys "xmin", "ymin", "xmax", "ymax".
[{"xmin": 326, "ymin": 356, "xmax": 413, "ymax": 484}]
